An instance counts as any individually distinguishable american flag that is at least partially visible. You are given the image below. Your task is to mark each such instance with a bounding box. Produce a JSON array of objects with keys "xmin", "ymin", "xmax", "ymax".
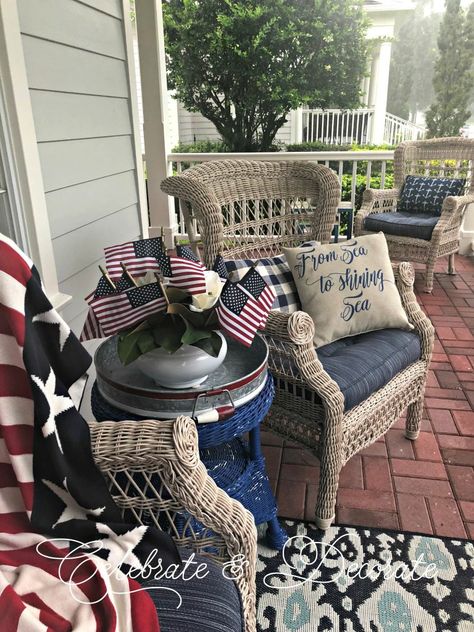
[
  {"xmin": 212, "ymin": 254, "xmax": 229, "ymax": 281},
  {"xmin": 104, "ymin": 237, "xmax": 164, "ymax": 280},
  {"xmin": 158, "ymin": 253, "xmax": 207, "ymax": 295},
  {"xmin": 216, "ymin": 281, "xmax": 268, "ymax": 347},
  {"xmin": 239, "ymin": 266, "xmax": 276, "ymax": 316},
  {"xmin": 88, "ymin": 282, "xmax": 167, "ymax": 336},
  {"xmin": 0, "ymin": 234, "xmax": 178, "ymax": 632},
  {"xmin": 176, "ymin": 244, "xmax": 202, "ymax": 264},
  {"xmin": 80, "ymin": 272, "xmax": 137, "ymax": 341}
]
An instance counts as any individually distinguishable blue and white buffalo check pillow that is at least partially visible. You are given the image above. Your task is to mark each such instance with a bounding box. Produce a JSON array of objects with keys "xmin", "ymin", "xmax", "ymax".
[
  {"xmin": 225, "ymin": 242, "xmax": 318, "ymax": 313},
  {"xmin": 398, "ymin": 175, "xmax": 465, "ymax": 216}
]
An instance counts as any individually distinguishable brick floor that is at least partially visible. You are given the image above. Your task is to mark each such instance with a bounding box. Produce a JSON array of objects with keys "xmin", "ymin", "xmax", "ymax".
[{"xmin": 262, "ymin": 255, "xmax": 474, "ymax": 539}]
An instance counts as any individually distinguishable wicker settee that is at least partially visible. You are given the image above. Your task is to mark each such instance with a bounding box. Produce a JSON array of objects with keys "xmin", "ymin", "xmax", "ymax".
[
  {"xmin": 161, "ymin": 159, "xmax": 435, "ymax": 530},
  {"xmin": 354, "ymin": 137, "xmax": 474, "ymax": 292}
]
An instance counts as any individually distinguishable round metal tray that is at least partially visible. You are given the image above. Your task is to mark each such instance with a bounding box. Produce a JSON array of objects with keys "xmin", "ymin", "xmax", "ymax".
[{"xmin": 94, "ymin": 334, "xmax": 269, "ymax": 419}]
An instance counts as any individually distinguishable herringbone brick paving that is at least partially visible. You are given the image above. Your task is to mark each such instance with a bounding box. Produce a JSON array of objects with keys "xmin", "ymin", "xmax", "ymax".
[{"xmin": 262, "ymin": 255, "xmax": 474, "ymax": 539}]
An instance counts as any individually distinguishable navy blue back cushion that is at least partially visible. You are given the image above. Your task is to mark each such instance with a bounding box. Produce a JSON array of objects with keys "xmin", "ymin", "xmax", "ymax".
[{"xmin": 398, "ymin": 175, "xmax": 465, "ymax": 216}]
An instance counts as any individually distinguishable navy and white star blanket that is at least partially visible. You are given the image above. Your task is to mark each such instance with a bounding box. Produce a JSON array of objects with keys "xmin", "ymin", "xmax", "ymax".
[{"xmin": 0, "ymin": 234, "xmax": 180, "ymax": 631}]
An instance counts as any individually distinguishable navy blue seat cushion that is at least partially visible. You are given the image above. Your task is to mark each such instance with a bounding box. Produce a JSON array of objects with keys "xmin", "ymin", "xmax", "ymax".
[
  {"xmin": 317, "ymin": 328, "xmax": 421, "ymax": 411},
  {"xmin": 364, "ymin": 211, "xmax": 438, "ymax": 240},
  {"xmin": 398, "ymin": 175, "xmax": 465, "ymax": 215},
  {"xmin": 141, "ymin": 549, "xmax": 243, "ymax": 632}
]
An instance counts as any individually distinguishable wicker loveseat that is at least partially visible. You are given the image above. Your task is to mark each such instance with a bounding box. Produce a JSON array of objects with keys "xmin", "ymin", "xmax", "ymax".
[
  {"xmin": 354, "ymin": 137, "xmax": 474, "ymax": 292},
  {"xmin": 161, "ymin": 159, "xmax": 435, "ymax": 530}
]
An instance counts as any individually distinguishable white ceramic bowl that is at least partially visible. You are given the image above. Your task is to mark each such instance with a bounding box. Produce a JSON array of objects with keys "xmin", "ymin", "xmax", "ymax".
[{"xmin": 135, "ymin": 331, "xmax": 227, "ymax": 389}]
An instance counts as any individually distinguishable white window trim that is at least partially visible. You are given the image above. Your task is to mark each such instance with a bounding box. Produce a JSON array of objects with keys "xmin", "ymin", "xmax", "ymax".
[{"xmin": 0, "ymin": 0, "xmax": 70, "ymax": 310}]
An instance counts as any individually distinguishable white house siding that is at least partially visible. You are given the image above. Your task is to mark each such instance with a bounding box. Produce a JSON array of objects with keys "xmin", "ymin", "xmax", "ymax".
[
  {"xmin": 176, "ymin": 101, "xmax": 295, "ymax": 146},
  {"xmin": 17, "ymin": 0, "xmax": 145, "ymax": 334}
]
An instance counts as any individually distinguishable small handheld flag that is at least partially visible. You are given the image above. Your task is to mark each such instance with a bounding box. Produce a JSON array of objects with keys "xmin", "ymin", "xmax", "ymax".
[
  {"xmin": 104, "ymin": 237, "xmax": 164, "ymax": 280},
  {"xmin": 158, "ymin": 253, "xmax": 207, "ymax": 296},
  {"xmin": 216, "ymin": 281, "xmax": 267, "ymax": 347}
]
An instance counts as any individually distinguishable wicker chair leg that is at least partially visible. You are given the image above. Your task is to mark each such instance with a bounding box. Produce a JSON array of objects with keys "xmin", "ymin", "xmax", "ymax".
[
  {"xmin": 448, "ymin": 253, "xmax": 456, "ymax": 275},
  {"xmin": 405, "ymin": 397, "xmax": 423, "ymax": 440},
  {"xmin": 424, "ymin": 261, "xmax": 435, "ymax": 293},
  {"xmin": 314, "ymin": 419, "xmax": 342, "ymax": 530}
]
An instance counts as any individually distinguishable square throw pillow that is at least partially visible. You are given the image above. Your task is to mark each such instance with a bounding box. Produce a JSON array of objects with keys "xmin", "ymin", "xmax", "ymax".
[
  {"xmin": 225, "ymin": 242, "xmax": 318, "ymax": 313},
  {"xmin": 283, "ymin": 234, "xmax": 412, "ymax": 348},
  {"xmin": 398, "ymin": 175, "xmax": 465, "ymax": 216}
]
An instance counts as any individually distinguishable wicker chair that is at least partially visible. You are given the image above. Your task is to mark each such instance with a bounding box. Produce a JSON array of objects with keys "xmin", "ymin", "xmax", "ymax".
[
  {"xmin": 354, "ymin": 137, "xmax": 474, "ymax": 292},
  {"xmin": 89, "ymin": 415, "xmax": 257, "ymax": 632},
  {"xmin": 161, "ymin": 159, "xmax": 434, "ymax": 530}
]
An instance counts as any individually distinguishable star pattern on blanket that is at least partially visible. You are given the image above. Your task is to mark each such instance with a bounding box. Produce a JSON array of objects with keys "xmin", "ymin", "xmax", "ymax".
[
  {"xmin": 31, "ymin": 369, "xmax": 74, "ymax": 452},
  {"xmin": 95, "ymin": 523, "xmax": 147, "ymax": 571},
  {"xmin": 32, "ymin": 307, "xmax": 71, "ymax": 352},
  {"xmin": 43, "ymin": 477, "xmax": 106, "ymax": 527}
]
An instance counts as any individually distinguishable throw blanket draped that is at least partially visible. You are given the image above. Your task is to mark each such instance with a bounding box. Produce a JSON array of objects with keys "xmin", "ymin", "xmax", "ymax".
[{"xmin": 0, "ymin": 235, "xmax": 181, "ymax": 630}]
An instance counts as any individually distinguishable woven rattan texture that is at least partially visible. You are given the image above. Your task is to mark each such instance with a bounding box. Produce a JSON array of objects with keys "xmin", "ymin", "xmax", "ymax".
[
  {"xmin": 89, "ymin": 415, "xmax": 258, "ymax": 632},
  {"xmin": 161, "ymin": 160, "xmax": 434, "ymax": 530},
  {"xmin": 354, "ymin": 137, "xmax": 474, "ymax": 292},
  {"xmin": 91, "ymin": 373, "xmax": 274, "ymax": 448}
]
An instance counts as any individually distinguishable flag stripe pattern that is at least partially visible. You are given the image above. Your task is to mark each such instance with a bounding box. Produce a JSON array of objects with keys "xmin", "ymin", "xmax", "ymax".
[
  {"xmin": 238, "ymin": 266, "xmax": 276, "ymax": 328},
  {"xmin": 104, "ymin": 238, "xmax": 164, "ymax": 280},
  {"xmin": 216, "ymin": 281, "xmax": 268, "ymax": 347},
  {"xmin": 88, "ymin": 282, "xmax": 167, "ymax": 336},
  {"xmin": 159, "ymin": 254, "xmax": 207, "ymax": 296},
  {"xmin": 0, "ymin": 234, "xmax": 181, "ymax": 631}
]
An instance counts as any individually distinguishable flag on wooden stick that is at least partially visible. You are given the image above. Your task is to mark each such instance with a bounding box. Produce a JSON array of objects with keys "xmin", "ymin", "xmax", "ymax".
[
  {"xmin": 104, "ymin": 237, "xmax": 164, "ymax": 280},
  {"xmin": 239, "ymin": 265, "xmax": 276, "ymax": 316},
  {"xmin": 216, "ymin": 280, "xmax": 268, "ymax": 347},
  {"xmin": 212, "ymin": 254, "xmax": 229, "ymax": 281},
  {"xmin": 87, "ymin": 282, "xmax": 167, "ymax": 337},
  {"xmin": 158, "ymin": 253, "xmax": 207, "ymax": 295}
]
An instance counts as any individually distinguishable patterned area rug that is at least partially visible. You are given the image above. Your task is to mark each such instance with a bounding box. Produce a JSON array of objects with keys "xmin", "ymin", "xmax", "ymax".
[{"xmin": 257, "ymin": 521, "xmax": 474, "ymax": 632}]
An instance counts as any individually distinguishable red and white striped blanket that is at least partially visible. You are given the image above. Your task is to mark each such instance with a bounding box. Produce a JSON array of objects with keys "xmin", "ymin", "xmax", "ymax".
[{"xmin": 0, "ymin": 235, "xmax": 181, "ymax": 630}]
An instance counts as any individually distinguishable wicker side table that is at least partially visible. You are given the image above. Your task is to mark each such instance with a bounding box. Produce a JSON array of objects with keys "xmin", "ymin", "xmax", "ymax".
[{"xmin": 91, "ymin": 342, "xmax": 288, "ymax": 549}]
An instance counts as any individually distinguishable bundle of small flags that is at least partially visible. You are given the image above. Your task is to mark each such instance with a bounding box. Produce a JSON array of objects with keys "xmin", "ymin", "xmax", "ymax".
[
  {"xmin": 80, "ymin": 236, "xmax": 276, "ymax": 347},
  {"xmin": 216, "ymin": 265, "xmax": 276, "ymax": 347}
]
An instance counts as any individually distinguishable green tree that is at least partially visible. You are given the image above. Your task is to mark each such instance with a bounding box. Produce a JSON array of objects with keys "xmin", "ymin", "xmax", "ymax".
[
  {"xmin": 426, "ymin": 0, "xmax": 474, "ymax": 137},
  {"xmin": 163, "ymin": 0, "xmax": 368, "ymax": 151},
  {"xmin": 388, "ymin": 1, "xmax": 441, "ymax": 121}
]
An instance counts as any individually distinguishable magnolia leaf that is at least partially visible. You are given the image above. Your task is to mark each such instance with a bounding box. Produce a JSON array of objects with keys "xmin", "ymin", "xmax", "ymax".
[
  {"xmin": 137, "ymin": 331, "xmax": 157, "ymax": 355},
  {"xmin": 167, "ymin": 302, "xmax": 210, "ymax": 328},
  {"xmin": 181, "ymin": 319, "xmax": 212, "ymax": 346},
  {"xmin": 153, "ymin": 314, "xmax": 186, "ymax": 353},
  {"xmin": 117, "ymin": 330, "xmax": 144, "ymax": 365},
  {"xmin": 192, "ymin": 331, "xmax": 223, "ymax": 358}
]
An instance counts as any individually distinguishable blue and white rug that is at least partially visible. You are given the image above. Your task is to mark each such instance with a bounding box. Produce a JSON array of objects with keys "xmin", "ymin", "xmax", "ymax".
[{"xmin": 257, "ymin": 521, "xmax": 474, "ymax": 632}]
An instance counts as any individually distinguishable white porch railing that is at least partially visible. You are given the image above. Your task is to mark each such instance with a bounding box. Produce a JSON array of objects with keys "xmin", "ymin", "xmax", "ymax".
[
  {"xmin": 384, "ymin": 112, "xmax": 426, "ymax": 145},
  {"xmin": 301, "ymin": 109, "xmax": 426, "ymax": 146},
  {"xmin": 302, "ymin": 108, "xmax": 374, "ymax": 145},
  {"xmin": 167, "ymin": 150, "xmax": 394, "ymax": 237}
]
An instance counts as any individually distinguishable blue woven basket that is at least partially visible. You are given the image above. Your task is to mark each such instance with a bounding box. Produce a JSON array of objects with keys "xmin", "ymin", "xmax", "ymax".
[{"xmin": 91, "ymin": 372, "xmax": 275, "ymax": 448}]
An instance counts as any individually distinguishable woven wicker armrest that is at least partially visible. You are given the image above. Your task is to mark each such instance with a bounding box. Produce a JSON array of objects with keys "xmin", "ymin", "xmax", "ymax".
[
  {"xmin": 354, "ymin": 188, "xmax": 401, "ymax": 234},
  {"xmin": 263, "ymin": 311, "xmax": 345, "ymax": 413},
  {"xmin": 393, "ymin": 262, "xmax": 435, "ymax": 361},
  {"xmin": 432, "ymin": 193, "xmax": 474, "ymax": 239},
  {"xmin": 89, "ymin": 416, "xmax": 257, "ymax": 631}
]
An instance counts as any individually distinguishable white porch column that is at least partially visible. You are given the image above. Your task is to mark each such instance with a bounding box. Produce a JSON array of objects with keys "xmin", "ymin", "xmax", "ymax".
[
  {"xmin": 290, "ymin": 108, "xmax": 303, "ymax": 144},
  {"xmin": 135, "ymin": 0, "xmax": 178, "ymax": 247},
  {"xmin": 459, "ymin": 203, "xmax": 474, "ymax": 255},
  {"xmin": 369, "ymin": 41, "xmax": 392, "ymax": 145}
]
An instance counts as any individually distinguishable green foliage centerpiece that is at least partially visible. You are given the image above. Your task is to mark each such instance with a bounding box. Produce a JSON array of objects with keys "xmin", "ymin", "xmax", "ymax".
[{"xmin": 117, "ymin": 271, "xmax": 223, "ymax": 367}]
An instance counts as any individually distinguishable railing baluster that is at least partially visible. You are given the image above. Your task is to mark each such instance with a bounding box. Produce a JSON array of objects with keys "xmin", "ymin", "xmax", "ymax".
[
  {"xmin": 351, "ymin": 160, "xmax": 358, "ymax": 209},
  {"xmin": 381, "ymin": 160, "xmax": 387, "ymax": 189}
]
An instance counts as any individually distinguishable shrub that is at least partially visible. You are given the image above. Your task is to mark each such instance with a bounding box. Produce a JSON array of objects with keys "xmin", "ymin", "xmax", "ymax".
[{"xmin": 341, "ymin": 173, "xmax": 395, "ymax": 210}]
